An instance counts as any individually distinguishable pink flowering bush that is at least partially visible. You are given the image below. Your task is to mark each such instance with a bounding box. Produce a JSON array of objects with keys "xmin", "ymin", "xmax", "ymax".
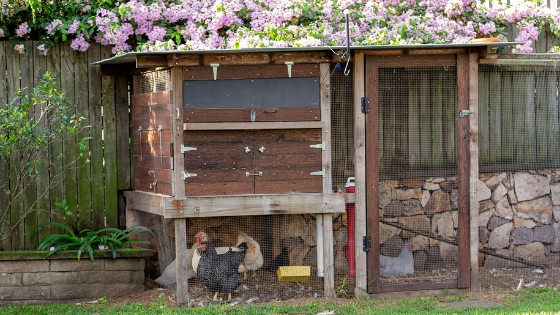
[{"xmin": 0, "ymin": 0, "xmax": 559, "ymax": 55}]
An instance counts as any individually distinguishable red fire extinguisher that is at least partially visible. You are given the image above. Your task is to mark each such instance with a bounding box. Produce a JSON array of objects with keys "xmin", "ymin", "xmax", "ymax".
[{"xmin": 341, "ymin": 177, "xmax": 356, "ymax": 276}]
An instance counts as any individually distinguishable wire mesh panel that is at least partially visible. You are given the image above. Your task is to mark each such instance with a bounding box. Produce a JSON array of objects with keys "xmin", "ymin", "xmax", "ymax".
[
  {"xmin": 478, "ymin": 65, "xmax": 560, "ymax": 292},
  {"xmin": 377, "ymin": 65, "xmax": 459, "ymax": 289},
  {"xmin": 132, "ymin": 211, "xmax": 355, "ymax": 304},
  {"xmin": 133, "ymin": 69, "xmax": 171, "ymax": 95}
]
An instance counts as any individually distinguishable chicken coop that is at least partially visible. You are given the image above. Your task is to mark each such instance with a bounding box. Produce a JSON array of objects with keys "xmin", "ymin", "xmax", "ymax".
[{"xmin": 95, "ymin": 41, "xmax": 515, "ymax": 304}]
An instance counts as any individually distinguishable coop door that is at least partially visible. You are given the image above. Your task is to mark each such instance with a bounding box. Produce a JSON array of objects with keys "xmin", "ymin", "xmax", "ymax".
[{"xmin": 364, "ymin": 54, "xmax": 471, "ymax": 294}]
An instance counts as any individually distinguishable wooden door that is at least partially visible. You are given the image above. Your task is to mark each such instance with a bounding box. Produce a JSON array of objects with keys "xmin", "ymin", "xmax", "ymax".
[
  {"xmin": 364, "ymin": 54, "xmax": 472, "ymax": 294},
  {"xmin": 184, "ymin": 130, "xmax": 254, "ymax": 196},
  {"xmin": 254, "ymin": 129, "xmax": 323, "ymax": 194}
]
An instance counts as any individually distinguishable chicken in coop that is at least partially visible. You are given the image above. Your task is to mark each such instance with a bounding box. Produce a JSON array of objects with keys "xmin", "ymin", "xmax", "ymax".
[
  {"xmin": 380, "ymin": 240, "xmax": 414, "ymax": 276},
  {"xmin": 192, "ymin": 230, "xmax": 244, "ymax": 272},
  {"xmin": 197, "ymin": 240, "xmax": 248, "ymax": 301},
  {"xmin": 154, "ymin": 242, "xmax": 198, "ymax": 289},
  {"xmin": 266, "ymin": 247, "xmax": 290, "ymax": 272},
  {"xmin": 236, "ymin": 232, "xmax": 263, "ymax": 278}
]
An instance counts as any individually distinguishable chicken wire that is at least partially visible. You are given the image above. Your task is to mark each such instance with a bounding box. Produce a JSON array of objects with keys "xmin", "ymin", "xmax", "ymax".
[
  {"xmin": 477, "ymin": 65, "xmax": 560, "ymax": 292},
  {"xmin": 133, "ymin": 69, "xmax": 171, "ymax": 95},
  {"xmin": 377, "ymin": 66, "xmax": 459, "ymax": 287},
  {"xmin": 130, "ymin": 211, "xmax": 355, "ymax": 303}
]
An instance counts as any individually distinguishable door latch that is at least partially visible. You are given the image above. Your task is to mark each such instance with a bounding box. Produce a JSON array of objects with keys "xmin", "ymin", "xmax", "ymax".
[
  {"xmin": 246, "ymin": 171, "xmax": 263, "ymax": 177},
  {"xmin": 459, "ymin": 109, "xmax": 473, "ymax": 117}
]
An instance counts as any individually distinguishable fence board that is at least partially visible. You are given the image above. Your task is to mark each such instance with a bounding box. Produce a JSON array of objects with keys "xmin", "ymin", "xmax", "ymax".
[
  {"xmin": 21, "ymin": 41, "xmax": 37, "ymax": 250},
  {"xmin": 33, "ymin": 41, "xmax": 51, "ymax": 244},
  {"xmin": 102, "ymin": 46, "xmax": 118, "ymax": 229},
  {"xmin": 512, "ymin": 72, "xmax": 526, "ymax": 163},
  {"xmin": 61, "ymin": 42, "xmax": 78, "ymax": 233},
  {"xmin": 7, "ymin": 44, "xmax": 24, "ymax": 250},
  {"xmin": 488, "ymin": 71, "xmax": 501, "ymax": 163},
  {"xmin": 75, "ymin": 44, "xmax": 92, "ymax": 231},
  {"xmin": 478, "ymin": 71, "xmax": 489, "ymax": 164},
  {"xmin": 444, "ymin": 73, "xmax": 456, "ymax": 164},
  {"xmin": 116, "ymin": 76, "xmax": 132, "ymax": 190},
  {"xmin": 420, "ymin": 73, "xmax": 431, "ymax": 167},
  {"xmin": 535, "ymin": 71, "xmax": 549, "ymax": 162},
  {"xmin": 500, "ymin": 71, "xmax": 514, "ymax": 162},
  {"xmin": 408, "ymin": 72, "xmax": 420, "ymax": 168},
  {"xmin": 0, "ymin": 41, "xmax": 10, "ymax": 250},
  {"xmin": 547, "ymin": 72, "xmax": 559, "ymax": 161},
  {"xmin": 47, "ymin": 43, "xmax": 65, "ymax": 236},
  {"xmin": 431, "ymin": 72, "xmax": 443, "ymax": 166},
  {"xmin": 89, "ymin": 43, "xmax": 105, "ymax": 231},
  {"xmin": 523, "ymin": 72, "xmax": 536, "ymax": 162}
]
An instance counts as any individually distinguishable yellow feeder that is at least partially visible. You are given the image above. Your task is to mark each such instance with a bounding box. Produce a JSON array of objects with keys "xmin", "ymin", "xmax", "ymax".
[{"xmin": 277, "ymin": 266, "xmax": 311, "ymax": 282}]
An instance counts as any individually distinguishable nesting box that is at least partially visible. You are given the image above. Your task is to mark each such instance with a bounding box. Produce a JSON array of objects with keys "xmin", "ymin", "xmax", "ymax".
[{"xmin": 277, "ymin": 266, "xmax": 311, "ymax": 282}]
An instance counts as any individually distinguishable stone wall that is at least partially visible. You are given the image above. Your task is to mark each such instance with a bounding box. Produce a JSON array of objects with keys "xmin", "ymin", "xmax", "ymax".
[
  {"xmin": 377, "ymin": 169, "xmax": 560, "ymax": 271},
  {"xmin": 0, "ymin": 249, "xmax": 152, "ymax": 305}
]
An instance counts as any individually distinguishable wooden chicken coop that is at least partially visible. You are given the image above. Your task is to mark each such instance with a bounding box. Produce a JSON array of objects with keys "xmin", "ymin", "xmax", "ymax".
[{"xmin": 95, "ymin": 41, "xmax": 515, "ymax": 304}]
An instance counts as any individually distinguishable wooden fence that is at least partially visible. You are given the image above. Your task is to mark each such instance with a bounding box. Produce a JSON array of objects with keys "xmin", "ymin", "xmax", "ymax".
[{"xmin": 0, "ymin": 41, "xmax": 132, "ymax": 251}]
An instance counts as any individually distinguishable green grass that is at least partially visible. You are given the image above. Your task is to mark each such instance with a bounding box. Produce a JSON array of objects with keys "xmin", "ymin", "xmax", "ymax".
[{"xmin": 2, "ymin": 288, "xmax": 560, "ymax": 315}]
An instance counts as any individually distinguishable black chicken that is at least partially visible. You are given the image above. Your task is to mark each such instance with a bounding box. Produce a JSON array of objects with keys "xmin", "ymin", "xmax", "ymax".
[
  {"xmin": 266, "ymin": 247, "xmax": 290, "ymax": 272},
  {"xmin": 197, "ymin": 240, "xmax": 248, "ymax": 301}
]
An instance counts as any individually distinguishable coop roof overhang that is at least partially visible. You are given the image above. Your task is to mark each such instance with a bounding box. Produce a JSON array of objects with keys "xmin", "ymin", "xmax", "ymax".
[{"xmin": 93, "ymin": 42, "xmax": 520, "ymax": 69}]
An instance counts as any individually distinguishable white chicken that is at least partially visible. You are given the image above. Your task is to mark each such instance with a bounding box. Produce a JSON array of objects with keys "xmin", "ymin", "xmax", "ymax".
[
  {"xmin": 154, "ymin": 243, "xmax": 198, "ymax": 288},
  {"xmin": 379, "ymin": 240, "xmax": 414, "ymax": 276},
  {"xmin": 236, "ymin": 232, "xmax": 264, "ymax": 278}
]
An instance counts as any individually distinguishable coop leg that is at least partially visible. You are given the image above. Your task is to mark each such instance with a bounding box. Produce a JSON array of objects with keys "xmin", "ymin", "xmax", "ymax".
[
  {"xmin": 227, "ymin": 293, "xmax": 232, "ymax": 301},
  {"xmin": 175, "ymin": 219, "xmax": 189, "ymax": 307},
  {"xmin": 213, "ymin": 292, "xmax": 219, "ymax": 301}
]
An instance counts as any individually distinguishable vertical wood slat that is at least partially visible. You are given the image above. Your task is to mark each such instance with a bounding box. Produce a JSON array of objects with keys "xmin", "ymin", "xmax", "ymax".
[
  {"xmin": 61, "ymin": 42, "xmax": 78, "ymax": 233},
  {"xmin": 420, "ymin": 73, "xmax": 431, "ymax": 167},
  {"xmin": 116, "ymin": 76, "xmax": 132, "ymax": 191},
  {"xmin": 432, "ymin": 72, "xmax": 444, "ymax": 166},
  {"xmin": 456, "ymin": 53, "xmax": 472, "ymax": 289},
  {"xmin": 548, "ymin": 72, "xmax": 559, "ymax": 161},
  {"xmin": 501, "ymin": 72, "xmax": 514, "ymax": 162},
  {"xmin": 33, "ymin": 41, "xmax": 49, "ymax": 245},
  {"xmin": 535, "ymin": 71, "xmax": 549, "ymax": 162},
  {"xmin": 512, "ymin": 72, "xmax": 526, "ymax": 163},
  {"xmin": 102, "ymin": 46, "xmax": 118, "ymax": 229},
  {"xmin": 408, "ymin": 72, "xmax": 420, "ymax": 168},
  {"xmin": 468, "ymin": 52, "xmax": 480, "ymax": 292},
  {"xmin": 20, "ymin": 41, "xmax": 37, "ymax": 249},
  {"xmin": 89, "ymin": 44, "xmax": 105, "ymax": 231},
  {"xmin": 47, "ymin": 43, "xmax": 64, "ymax": 236},
  {"xmin": 488, "ymin": 71, "xmax": 501, "ymax": 163},
  {"xmin": 7, "ymin": 43, "xmax": 23, "ymax": 250},
  {"xmin": 353, "ymin": 52, "xmax": 367, "ymax": 296},
  {"xmin": 523, "ymin": 72, "xmax": 536, "ymax": 162},
  {"xmin": 444, "ymin": 73, "xmax": 457, "ymax": 165},
  {"xmin": 75, "ymin": 45, "xmax": 93, "ymax": 231},
  {"xmin": 0, "ymin": 41, "xmax": 10, "ymax": 250},
  {"xmin": 478, "ymin": 70, "xmax": 489, "ymax": 164},
  {"xmin": 365, "ymin": 55, "xmax": 380, "ymax": 294},
  {"xmin": 175, "ymin": 218, "xmax": 188, "ymax": 307},
  {"xmin": 320, "ymin": 63, "xmax": 334, "ymax": 298}
]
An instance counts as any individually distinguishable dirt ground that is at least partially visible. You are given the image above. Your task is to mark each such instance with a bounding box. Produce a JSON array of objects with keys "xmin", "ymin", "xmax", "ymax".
[{"xmin": 104, "ymin": 267, "xmax": 560, "ymax": 308}]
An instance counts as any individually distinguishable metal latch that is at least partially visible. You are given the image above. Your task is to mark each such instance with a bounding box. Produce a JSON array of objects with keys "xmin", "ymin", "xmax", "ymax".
[
  {"xmin": 361, "ymin": 97, "xmax": 370, "ymax": 114},
  {"xmin": 181, "ymin": 145, "xmax": 197, "ymax": 153},
  {"xmin": 459, "ymin": 109, "xmax": 473, "ymax": 117},
  {"xmin": 310, "ymin": 169, "xmax": 325, "ymax": 177},
  {"xmin": 310, "ymin": 143, "xmax": 325, "ymax": 150},
  {"xmin": 246, "ymin": 171, "xmax": 263, "ymax": 177},
  {"xmin": 182, "ymin": 171, "xmax": 197, "ymax": 180},
  {"xmin": 363, "ymin": 236, "xmax": 371, "ymax": 252}
]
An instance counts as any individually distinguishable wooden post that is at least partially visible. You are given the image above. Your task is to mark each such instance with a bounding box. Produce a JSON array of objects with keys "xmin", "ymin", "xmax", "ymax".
[
  {"xmin": 468, "ymin": 52, "xmax": 480, "ymax": 293},
  {"xmin": 320, "ymin": 63, "xmax": 335, "ymax": 297},
  {"xmin": 171, "ymin": 65, "xmax": 188, "ymax": 306},
  {"xmin": 353, "ymin": 52, "xmax": 367, "ymax": 296}
]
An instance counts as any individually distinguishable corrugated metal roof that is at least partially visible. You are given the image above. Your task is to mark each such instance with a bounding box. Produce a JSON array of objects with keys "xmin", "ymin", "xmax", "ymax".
[{"xmin": 93, "ymin": 42, "xmax": 520, "ymax": 65}]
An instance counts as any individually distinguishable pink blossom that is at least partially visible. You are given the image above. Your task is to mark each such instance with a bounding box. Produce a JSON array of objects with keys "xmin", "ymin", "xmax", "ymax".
[
  {"xmin": 46, "ymin": 19, "xmax": 63, "ymax": 35},
  {"xmin": 16, "ymin": 22, "xmax": 30, "ymax": 37}
]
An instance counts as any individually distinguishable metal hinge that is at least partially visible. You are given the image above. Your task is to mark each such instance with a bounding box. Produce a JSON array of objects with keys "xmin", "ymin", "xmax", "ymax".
[
  {"xmin": 181, "ymin": 145, "xmax": 197, "ymax": 153},
  {"xmin": 310, "ymin": 142, "xmax": 325, "ymax": 150},
  {"xmin": 310, "ymin": 169, "xmax": 325, "ymax": 177},
  {"xmin": 361, "ymin": 97, "xmax": 370, "ymax": 114},
  {"xmin": 459, "ymin": 109, "xmax": 473, "ymax": 117},
  {"xmin": 181, "ymin": 171, "xmax": 197, "ymax": 180},
  {"xmin": 363, "ymin": 236, "xmax": 371, "ymax": 252}
]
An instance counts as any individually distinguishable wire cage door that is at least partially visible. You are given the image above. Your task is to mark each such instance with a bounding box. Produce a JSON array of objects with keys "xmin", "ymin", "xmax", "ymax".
[{"xmin": 364, "ymin": 54, "xmax": 472, "ymax": 294}]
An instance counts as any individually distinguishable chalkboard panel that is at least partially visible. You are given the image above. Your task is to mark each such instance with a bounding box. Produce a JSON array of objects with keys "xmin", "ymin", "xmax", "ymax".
[{"xmin": 183, "ymin": 77, "xmax": 320, "ymax": 109}]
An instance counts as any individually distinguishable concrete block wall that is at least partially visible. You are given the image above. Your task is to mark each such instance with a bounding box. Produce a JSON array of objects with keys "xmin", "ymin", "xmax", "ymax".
[{"xmin": 0, "ymin": 250, "xmax": 152, "ymax": 306}]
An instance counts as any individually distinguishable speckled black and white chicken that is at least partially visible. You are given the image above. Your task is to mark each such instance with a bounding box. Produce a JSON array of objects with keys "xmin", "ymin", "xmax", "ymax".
[{"xmin": 197, "ymin": 240, "xmax": 248, "ymax": 301}]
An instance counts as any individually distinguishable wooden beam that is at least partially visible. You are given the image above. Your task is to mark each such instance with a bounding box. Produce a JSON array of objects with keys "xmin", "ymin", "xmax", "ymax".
[
  {"xmin": 377, "ymin": 282, "xmax": 458, "ymax": 293},
  {"xmin": 172, "ymin": 67, "xmax": 184, "ymax": 199},
  {"xmin": 183, "ymin": 121, "xmax": 326, "ymax": 131},
  {"xmin": 175, "ymin": 218, "xmax": 189, "ymax": 307},
  {"xmin": 468, "ymin": 52, "xmax": 480, "ymax": 293},
  {"xmin": 320, "ymin": 63, "xmax": 335, "ymax": 298},
  {"xmin": 353, "ymin": 52, "xmax": 367, "ymax": 297},
  {"xmin": 365, "ymin": 55, "xmax": 380, "ymax": 294},
  {"xmin": 456, "ymin": 53, "xmax": 472, "ymax": 290},
  {"xmin": 164, "ymin": 193, "xmax": 345, "ymax": 218},
  {"xmin": 363, "ymin": 49, "xmax": 465, "ymax": 56},
  {"xmin": 167, "ymin": 54, "xmax": 201, "ymax": 67},
  {"xmin": 374, "ymin": 288, "xmax": 468, "ymax": 299},
  {"xmin": 136, "ymin": 55, "xmax": 168, "ymax": 68},
  {"xmin": 123, "ymin": 190, "xmax": 166, "ymax": 216},
  {"xmin": 377, "ymin": 55, "xmax": 456, "ymax": 67},
  {"xmin": 100, "ymin": 64, "xmax": 132, "ymax": 76}
]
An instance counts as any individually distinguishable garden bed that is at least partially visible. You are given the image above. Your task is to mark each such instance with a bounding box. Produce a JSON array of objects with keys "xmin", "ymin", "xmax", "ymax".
[{"xmin": 0, "ymin": 248, "xmax": 154, "ymax": 306}]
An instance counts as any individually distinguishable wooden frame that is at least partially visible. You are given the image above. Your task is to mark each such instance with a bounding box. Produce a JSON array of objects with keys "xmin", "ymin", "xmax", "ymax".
[{"xmin": 363, "ymin": 52, "xmax": 476, "ymax": 294}]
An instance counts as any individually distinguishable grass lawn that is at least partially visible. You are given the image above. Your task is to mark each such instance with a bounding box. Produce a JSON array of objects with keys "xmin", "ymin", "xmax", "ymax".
[{"xmin": 1, "ymin": 287, "xmax": 560, "ymax": 314}]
